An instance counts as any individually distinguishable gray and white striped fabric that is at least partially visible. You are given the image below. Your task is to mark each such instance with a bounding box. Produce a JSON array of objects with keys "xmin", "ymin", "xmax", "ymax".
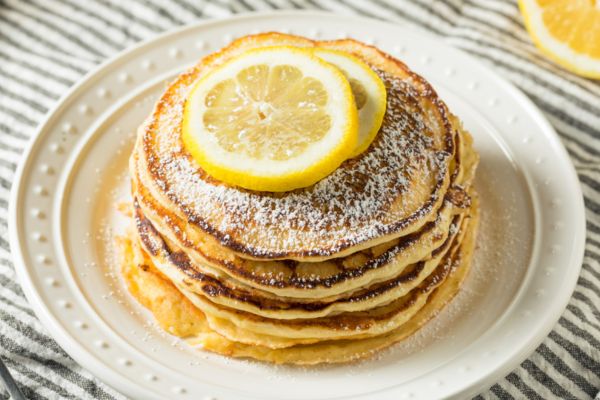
[{"xmin": 0, "ymin": 1, "xmax": 598, "ymax": 399}]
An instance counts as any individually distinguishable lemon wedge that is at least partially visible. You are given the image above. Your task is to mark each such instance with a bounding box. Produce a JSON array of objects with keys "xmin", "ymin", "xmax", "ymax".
[
  {"xmin": 519, "ymin": 0, "xmax": 600, "ymax": 78},
  {"xmin": 313, "ymin": 48, "xmax": 387, "ymax": 156},
  {"xmin": 182, "ymin": 46, "xmax": 358, "ymax": 192}
]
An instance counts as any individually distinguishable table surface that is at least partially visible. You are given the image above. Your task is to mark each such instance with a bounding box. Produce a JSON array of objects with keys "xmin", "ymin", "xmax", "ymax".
[{"xmin": 0, "ymin": 1, "xmax": 598, "ymax": 399}]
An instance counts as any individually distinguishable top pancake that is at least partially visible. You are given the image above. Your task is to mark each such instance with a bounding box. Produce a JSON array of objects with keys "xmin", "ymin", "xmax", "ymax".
[
  {"xmin": 136, "ymin": 33, "xmax": 457, "ymax": 261},
  {"xmin": 131, "ymin": 127, "xmax": 476, "ymax": 299}
]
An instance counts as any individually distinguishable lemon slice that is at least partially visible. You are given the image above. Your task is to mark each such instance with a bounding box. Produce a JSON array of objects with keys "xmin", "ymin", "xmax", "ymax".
[
  {"xmin": 182, "ymin": 46, "xmax": 358, "ymax": 192},
  {"xmin": 519, "ymin": 0, "xmax": 600, "ymax": 78},
  {"xmin": 313, "ymin": 48, "xmax": 387, "ymax": 156}
]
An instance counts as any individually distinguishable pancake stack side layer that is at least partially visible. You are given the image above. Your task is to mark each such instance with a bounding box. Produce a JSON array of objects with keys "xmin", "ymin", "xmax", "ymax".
[{"xmin": 120, "ymin": 33, "xmax": 480, "ymax": 364}]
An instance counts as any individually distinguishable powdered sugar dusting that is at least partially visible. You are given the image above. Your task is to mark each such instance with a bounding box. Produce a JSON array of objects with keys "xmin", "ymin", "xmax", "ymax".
[{"xmin": 143, "ymin": 69, "xmax": 453, "ymax": 257}]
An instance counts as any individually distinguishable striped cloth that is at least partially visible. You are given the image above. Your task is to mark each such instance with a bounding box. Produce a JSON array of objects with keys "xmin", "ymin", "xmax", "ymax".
[{"xmin": 0, "ymin": 0, "xmax": 598, "ymax": 399}]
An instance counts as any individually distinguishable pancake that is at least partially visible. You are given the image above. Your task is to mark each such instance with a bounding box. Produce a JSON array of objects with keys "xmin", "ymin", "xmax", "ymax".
[
  {"xmin": 135, "ymin": 205, "xmax": 465, "ymax": 321},
  {"xmin": 134, "ymin": 33, "xmax": 459, "ymax": 261},
  {"xmin": 119, "ymin": 196, "xmax": 479, "ymax": 363},
  {"xmin": 176, "ymin": 207, "xmax": 472, "ymax": 347},
  {"xmin": 130, "ymin": 123, "xmax": 477, "ymax": 299}
]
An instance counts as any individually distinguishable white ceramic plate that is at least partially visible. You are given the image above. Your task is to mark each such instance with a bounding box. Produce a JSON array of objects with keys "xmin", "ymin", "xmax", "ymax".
[{"xmin": 9, "ymin": 11, "xmax": 586, "ymax": 400}]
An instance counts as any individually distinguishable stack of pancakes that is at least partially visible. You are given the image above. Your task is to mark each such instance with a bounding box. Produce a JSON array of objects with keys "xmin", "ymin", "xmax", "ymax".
[{"xmin": 122, "ymin": 33, "xmax": 480, "ymax": 364}]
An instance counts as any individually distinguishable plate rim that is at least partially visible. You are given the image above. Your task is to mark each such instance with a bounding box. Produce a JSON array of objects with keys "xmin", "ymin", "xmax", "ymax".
[{"xmin": 8, "ymin": 10, "xmax": 587, "ymax": 400}]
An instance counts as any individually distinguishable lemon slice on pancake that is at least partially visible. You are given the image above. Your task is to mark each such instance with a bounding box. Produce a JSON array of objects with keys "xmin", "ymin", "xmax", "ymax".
[
  {"xmin": 519, "ymin": 0, "xmax": 600, "ymax": 78},
  {"xmin": 313, "ymin": 48, "xmax": 387, "ymax": 156},
  {"xmin": 182, "ymin": 46, "xmax": 358, "ymax": 192}
]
